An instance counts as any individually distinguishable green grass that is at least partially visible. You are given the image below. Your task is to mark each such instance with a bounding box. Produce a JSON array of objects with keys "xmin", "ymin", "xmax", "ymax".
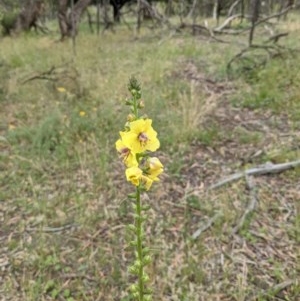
[{"xmin": 1, "ymin": 15, "xmax": 300, "ymax": 301}]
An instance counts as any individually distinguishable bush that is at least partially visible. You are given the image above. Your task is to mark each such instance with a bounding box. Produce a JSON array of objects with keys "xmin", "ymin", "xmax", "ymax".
[{"xmin": 1, "ymin": 12, "xmax": 18, "ymax": 35}]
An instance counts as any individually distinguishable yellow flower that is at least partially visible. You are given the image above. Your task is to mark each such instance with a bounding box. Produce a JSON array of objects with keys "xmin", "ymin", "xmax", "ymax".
[
  {"xmin": 79, "ymin": 111, "xmax": 86, "ymax": 117},
  {"xmin": 121, "ymin": 119, "xmax": 160, "ymax": 153},
  {"xmin": 146, "ymin": 157, "xmax": 164, "ymax": 181},
  {"xmin": 8, "ymin": 123, "xmax": 16, "ymax": 130},
  {"xmin": 140, "ymin": 175, "xmax": 153, "ymax": 191},
  {"xmin": 57, "ymin": 87, "xmax": 66, "ymax": 93},
  {"xmin": 125, "ymin": 167, "xmax": 154, "ymax": 190},
  {"xmin": 116, "ymin": 139, "xmax": 138, "ymax": 167},
  {"xmin": 126, "ymin": 167, "xmax": 143, "ymax": 186}
]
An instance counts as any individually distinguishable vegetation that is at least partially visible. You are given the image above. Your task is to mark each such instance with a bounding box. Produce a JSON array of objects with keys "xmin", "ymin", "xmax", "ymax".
[{"xmin": 0, "ymin": 7, "xmax": 299, "ymax": 301}]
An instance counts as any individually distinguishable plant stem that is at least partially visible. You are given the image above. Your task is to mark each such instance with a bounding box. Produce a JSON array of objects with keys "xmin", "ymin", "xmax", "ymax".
[
  {"xmin": 133, "ymin": 95, "xmax": 138, "ymax": 118},
  {"xmin": 136, "ymin": 187, "xmax": 144, "ymax": 301}
]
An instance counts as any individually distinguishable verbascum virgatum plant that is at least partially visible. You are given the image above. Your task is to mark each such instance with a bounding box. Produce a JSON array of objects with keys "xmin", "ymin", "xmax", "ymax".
[{"xmin": 116, "ymin": 77, "xmax": 163, "ymax": 301}]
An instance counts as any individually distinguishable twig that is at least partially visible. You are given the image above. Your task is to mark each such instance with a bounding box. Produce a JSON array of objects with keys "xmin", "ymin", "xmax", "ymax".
[
  {"xmin": 231, "ymin": 176, "xmax": 257, "ymax": 235},
  {"xmin": 21, "ymin": 61, "xmax": 74, "ymax": 85},
  {"xmin": 209, "ymin": 160, "xmax": 300, "ymax": 190},
  {"xmin": 60, "ymin": 273, "xmax": 97, "ymax": 282},
  {"xmin": 254, "ymin": 5, "xmax": 295, "ymax": 28},
  {"xmin": 227, "ymin": 0, "xmax": 242, "ymax": 17},
  {"xmin": 21, "ymin": 66, "xmax": 56, "ymax": 84},
  {"xmin": 214, "ymin": 14, "xmax": 244, "ymax": 32},
  {"xmin": 250, "ymin": 279, "xmax": 297, "ymax": 301},
  {"xmin": 138, "ymin": 0, "xmax": 172, "ymax": 30},
  {"xmin": 214, "ymin": 5, "xmax": 294, "ymax": 36},
  {"xmin": 178, "ymin": 22, "xmax": 229, "ymax": 43},
  {"xmin": 26, "ymin": 223, "xmax": 78, "ymax": 233},
  {"xmin": 192, "ymin": 211, "xmax": 222, "ymax": 239},
  {"xmin": 265, "ymin": 32, "xmax": 289, "ymax": 44}
]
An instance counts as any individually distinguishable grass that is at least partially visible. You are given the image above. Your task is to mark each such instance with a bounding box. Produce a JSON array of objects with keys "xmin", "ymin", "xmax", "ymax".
[{"xmin": 1, "ymin": 14, "xmax": 300, "ymax": 301}]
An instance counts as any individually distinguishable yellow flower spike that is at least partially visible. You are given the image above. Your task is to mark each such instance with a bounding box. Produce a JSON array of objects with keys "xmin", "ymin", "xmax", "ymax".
[
  {"xmin": 146, "ymin": 157, "xmax": 164, "ymax": 181},
  {"xmin": 116, "ymin": 139, "xmax": 138, "ymax": 167},
  {"xmin": 122, "ymin": 119, "xmax": 160, "ymax": 153},
  {"xmin": 79, "ymin": 111, "xmax": 86, "ymax": 117},
  {"xmin": 126, "ymin": 167, "xmax": 143, "ymax": 186},
  {"xmin": 117, "ymin": 78, "xmax": 160, "ymax": 301}
]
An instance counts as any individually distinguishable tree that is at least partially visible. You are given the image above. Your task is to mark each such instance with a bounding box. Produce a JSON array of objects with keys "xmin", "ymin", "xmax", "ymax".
[
  {"xmin": 1, "ymin": 0, "xmax": 46, "ymax": 35},
  {"xmin": 58, "ymin": 0, "xmax": 92, "ymax": 40}
]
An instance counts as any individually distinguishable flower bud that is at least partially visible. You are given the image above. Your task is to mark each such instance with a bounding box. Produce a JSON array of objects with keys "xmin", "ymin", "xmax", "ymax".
[
  {"xmin": 125, "ymin": 98, "xmax": 132, "ymax": 105},
  {"xmin": 142, "ymin": 273, "xmax": 150, "ymax": 282},
  {"xmin": 129, "ymin": 284, "xmax": 138, "ymax": 293},
  {"xmin": 144, "ymin": 295, "xmax": 152, "ymax": 301},
  {"xmin": 127, "ymin": 114, "xmax": 135, "ymax": 122},
  {"xmin": 132, "ymin": 292, "xmax": 139, "ymax": 298},
  {"xmin": 138, "ymin": 100, "xmax": 145, "ymax": 108},
  {"xmin": 131, "ymin": 89, "xmax": 137, "ymax": 96},
  {"xmin": 127, "ymin": 224, "xmax": 136, "ymax": 232},
  {"xmin": 142, "ymin": 247, "xmax": 150, "ymax": 255},
  {"xmin": 128, "ymin": 265, "xmax": 138, "ymax": 275},
  {"xmin": 129, "ymin": 240, "xmax": 137, "ymax": 247},
  {"xmin": 143, "ymin": 255, "xmax": 151, "ymax": 265},
  {"xmin": 134, "ymin": 260, "xmax": 142, "ymax": 268}
]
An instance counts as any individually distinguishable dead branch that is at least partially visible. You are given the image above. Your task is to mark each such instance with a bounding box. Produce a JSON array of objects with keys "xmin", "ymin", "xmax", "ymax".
[
  {"xmin": 21, "ymin": 66, "xmax": 57, "ymax": 84},
  {"xmin": 177, "ymin": 22, "xmax": 228, "ymax": 43},
  {"xmin": 214, "ymin": 14, "xmax": 244, "ymax": 32},
  {"xmin": 254, "ymin": 5, "xmax": 295, "ymax": 28},
  {"xmin": 250, "ymin": 279, "xmax": 297, "ymax": 301},
  {"xmin": 265, "ymin": 32, "xmax": 289, "ymax": 44},
  {"xmin": 227, "ymin": 0, "xmax": 242, "ymax": 17},
  {"xmin": 231, "ymin": 176, "xmax": 257, "ymax": 235},
  {"xmin": 137, "ymin": 0, "xmax": 172, "ymax": 32},
  {"xmin": 192, "ymin": 211, "xmax": 222, "ymax": 239},
  {"xmin": 26, "ymin": 223, "xmax": 78, "ymax": 233},
  {"xmin": 21, "ymin": 61, "xmax": 76, "ymax": 85},
  {"xmin": 226, "ymin": 40, "xmax": 294, "ymax": 77},
  {"xmin": 213, "ymin": 5, "xmax": 294, "ymax": 36},
  {"xmin": 209, "ymin": 160, "xmax": 300, "ymax": 190}
]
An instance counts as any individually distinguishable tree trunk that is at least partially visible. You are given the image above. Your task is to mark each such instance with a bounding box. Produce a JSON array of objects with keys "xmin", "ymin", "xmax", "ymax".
[
  {"xmin": 58, "ymin": 0, "xmax": 69, "ymax": 40},
  {"xmin": 249, "ymin": 0, "xmax": 260, "ymax": 46},
  {"xmin": 13, "ymin": 0, "xmax": 45, "ymax": 34},
  {"xmin": 58, "ymin": 0, "xmax": 92, "ymax": 40}
]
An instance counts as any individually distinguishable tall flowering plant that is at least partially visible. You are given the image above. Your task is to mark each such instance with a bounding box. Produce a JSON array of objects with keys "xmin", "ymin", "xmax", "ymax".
[{"xmin": 116, "ymin": 77, "xmax": 163, "ymax": 301}]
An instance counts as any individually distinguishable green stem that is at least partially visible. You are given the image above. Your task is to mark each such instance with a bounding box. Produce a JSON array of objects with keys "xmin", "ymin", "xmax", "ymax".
[
  {"xmin": 136, "ymin": 187, "xmax": 144, "ymax": 301},
  {"xmin": 133, "ymin": 95, "xmax": 138, "ymax": 118}
]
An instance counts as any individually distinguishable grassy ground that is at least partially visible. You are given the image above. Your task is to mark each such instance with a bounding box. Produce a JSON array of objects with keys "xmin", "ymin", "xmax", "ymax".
[{"xmin": 0, "ymin": 14, "xmax": 299, "ymax": 301}]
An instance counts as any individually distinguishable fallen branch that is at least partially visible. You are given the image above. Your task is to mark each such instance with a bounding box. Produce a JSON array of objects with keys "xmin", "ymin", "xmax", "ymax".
[
  {"xmin": 192, "ymin": 211, "xmax": 222, "ymax": 239},
  {"xmin": 138, "ymin": 0, "xmax": 172, "ymax": 30},
  {"xmin": 250, "ymin": 279, "xmax": 297, "ymax": 301},
  {"xmin": 231, "ymin": 176, "xmax": 257, "ymax": 235},
  {"xmin": 26, "ymin": 223, "xmax": 78, "ymax": 233},
  {"xmin": 226, "ymin": 41, "xmax": 294, "ymax": 78},
  {"xmin": 21, "ymin": 61, "xmax": 78, "ymax": 86},
  {"xmin": 254, "ymin": 5, "xmax": 295, "ymax": 28},
  {"xmin": 21, "ymin": 66, "xmax": 57, "ymax": 84},
  {"xmin": 177, "ymin": 22, "xmax": 229, "ymax": 43},
  {"xmin": 209, "ymin": 160, "xmax": 300, "ymax": 190},
  {"xmin": 265, "ymin": 32, "xmax": 289, "ymax": 44},
  {"xmin": 214, "ymin": 14, "xmax": 244, "ymax": 32},
  {"xmin": 227, "ymin": 0, "xmax": 242, "ymax": 17},
  {"xmin": 213, "ymin": 5, "xmax": 294, "ymax": 36}
]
